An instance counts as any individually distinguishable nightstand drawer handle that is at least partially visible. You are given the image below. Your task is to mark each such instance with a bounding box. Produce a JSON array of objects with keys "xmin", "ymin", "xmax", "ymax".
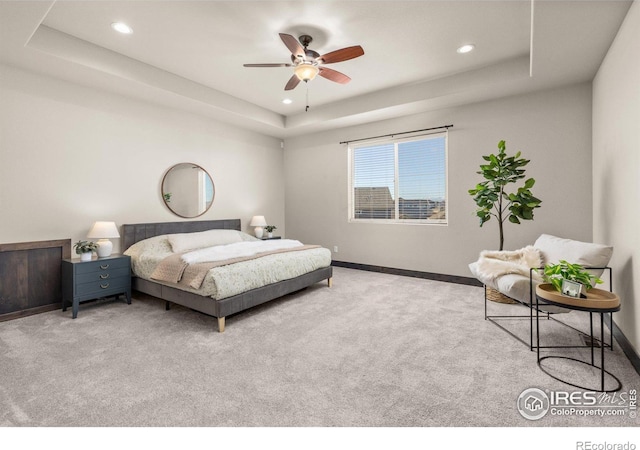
[
  {"xmin": 100, "ymin": 283, "xmax": 110, "ymax": 289},
  {"xmin": 100, "ymin": 264, "xmax": 110, "ymax": 270},
  {"xmin": 99, "ymin": 274, "xmax": 109, "ymax": 279}
]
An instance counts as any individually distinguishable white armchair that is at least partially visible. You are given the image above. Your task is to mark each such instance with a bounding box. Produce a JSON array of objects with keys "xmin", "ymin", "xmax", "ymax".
[
  {"xmin": 470, "ymin": 234, "xmax": 613, "ymax": 304},
  {"xmin": 469, "ymin": 234, "xmax": 613, "ymax": 348}
]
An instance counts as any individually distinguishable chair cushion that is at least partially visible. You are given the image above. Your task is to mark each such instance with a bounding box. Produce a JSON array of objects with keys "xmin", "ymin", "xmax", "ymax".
[
  {"xmin": 495, "ymin": 273, "xmax": 536, "ymax": 304},
  {"xmin": 533, "ymin": 234, "xmax": 613, "ymax": 277},
  {"xmin": 469, "ymin": 260, "xmax": 535, "ymax": 303},
  {"xmin": 469, "ymin": 262, "xmax": 570, "ymax": 313}
]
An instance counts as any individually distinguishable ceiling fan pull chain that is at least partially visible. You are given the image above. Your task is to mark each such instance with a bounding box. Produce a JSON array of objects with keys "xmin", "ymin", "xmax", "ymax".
[{"xmin": 305, "ymin": 82, "xmax": 310, "ymax": 112}]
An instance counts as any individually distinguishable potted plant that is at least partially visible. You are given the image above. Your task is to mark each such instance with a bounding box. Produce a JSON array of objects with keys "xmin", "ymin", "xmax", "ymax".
[
  {"xmin": 468, "ymin": 140, "xmax": 542, "ymax": 251},
  {"xmin": 543, "ymin": 260, "xmax": 603, "ymax": 297},
  {"xmin": 264, "ymin": 225, "xmax": 277, "ymax": 238},
  {"xmin": 73, "ymin": 240, "xmax": 98, "ymax": 261}
]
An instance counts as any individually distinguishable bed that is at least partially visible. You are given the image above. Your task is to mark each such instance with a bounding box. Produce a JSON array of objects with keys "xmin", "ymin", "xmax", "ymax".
[{"xmin": 122, "ymin": 219, "xmax": 333, "ymax": 332}]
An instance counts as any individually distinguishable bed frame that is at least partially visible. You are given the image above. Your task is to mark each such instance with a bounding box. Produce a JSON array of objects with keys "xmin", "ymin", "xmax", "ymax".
[{"xmin": 122, "ymin": 219, "xmax": 332, "ymax": 332}]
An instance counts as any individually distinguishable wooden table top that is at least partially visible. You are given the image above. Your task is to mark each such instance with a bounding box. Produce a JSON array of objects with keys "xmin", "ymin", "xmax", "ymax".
[{"xmin": 535, "ymin": 284, "xmax": 620, "ymax": 311}]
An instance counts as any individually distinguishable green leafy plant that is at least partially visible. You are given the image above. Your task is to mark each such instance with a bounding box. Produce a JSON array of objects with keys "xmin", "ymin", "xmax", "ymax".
[
  {"xmin": 468, "ymin": 140, "xmax": 542, "ymax": 250},
  {"xmin": 543, "ymin": 260, "xmax": 603, "ymax": 293},
  {"xmin": 264, "ymin": 225, "xmax": 277, "ymax": 233},
  {"xmin": 73, "ymin": 240, "xmax": 98, "ymax": 255}
]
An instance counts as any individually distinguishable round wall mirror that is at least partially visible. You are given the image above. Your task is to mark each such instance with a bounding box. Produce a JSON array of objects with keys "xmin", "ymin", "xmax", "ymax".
[{"xmin": 161, "ymin": 163, "xmax": 215, "ymax": 218}]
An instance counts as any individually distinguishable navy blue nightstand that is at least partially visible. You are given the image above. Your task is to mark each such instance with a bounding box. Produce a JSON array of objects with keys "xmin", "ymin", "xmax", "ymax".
[{"xmin": 62, "ymin": 254, "xmax": 131, "ymax": 318}]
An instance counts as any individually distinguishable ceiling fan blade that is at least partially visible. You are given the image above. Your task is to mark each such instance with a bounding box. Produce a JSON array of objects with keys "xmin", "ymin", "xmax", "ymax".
[
  {"xmin": 318, "ymin": 67, "xmax": 351, "ymax": 84},
  {"xmin": 318, "ymin": 45, "xmax": 364, "ymax": 64},
  {"xmin": 243, "ymin": 63, "xmax": 292, "ymax": 67},
  {"xmin": 279, "ymin": 33, "xmax": 304, "ymax": 57},
  {"xmin": 284, "ymin": 74, "xmax": 301, "ymax": 91}
]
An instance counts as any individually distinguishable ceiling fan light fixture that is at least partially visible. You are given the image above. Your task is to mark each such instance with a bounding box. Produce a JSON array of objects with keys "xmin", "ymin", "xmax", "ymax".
[{"xmin": 294, "ymin": 64, "xmax": 319, "ymax": 82}]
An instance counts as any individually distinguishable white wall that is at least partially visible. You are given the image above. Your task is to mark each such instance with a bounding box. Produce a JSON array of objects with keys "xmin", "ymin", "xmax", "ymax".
[
  {"xmin": 0, "ymin": 64, "xmax": 284, "ymax": 253},
  {"xmin": 285, "ymin": 83, "xmax": 593, "ymax": 278},
  {"xmin": 593, "ymin": 1, "xmax": 640, "ymax": 354}
]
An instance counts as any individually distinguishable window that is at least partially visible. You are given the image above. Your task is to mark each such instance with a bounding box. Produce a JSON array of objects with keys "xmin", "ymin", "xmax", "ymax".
[{"xmin": 348, "ymin": 132, "xmax": 447, "ymax": 224}]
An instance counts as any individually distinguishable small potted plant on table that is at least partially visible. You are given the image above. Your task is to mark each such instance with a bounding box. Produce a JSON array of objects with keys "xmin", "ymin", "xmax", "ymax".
[
  {"xmin": 543, "ymin": 260, "xmax": 603, "ymax": 298},
  {"xmin": 73, "ymin": 240, "xmax": 98, "ymax": 262},
  {"xmin": 264, "ymin": 225, "xmax": 277, "ymax": 239}
]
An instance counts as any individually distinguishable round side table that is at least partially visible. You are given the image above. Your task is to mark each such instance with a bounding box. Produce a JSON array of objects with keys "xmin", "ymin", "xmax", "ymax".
[{"xmin": 535, "ymin": 284, "xmax": 621, "ymax": 392}]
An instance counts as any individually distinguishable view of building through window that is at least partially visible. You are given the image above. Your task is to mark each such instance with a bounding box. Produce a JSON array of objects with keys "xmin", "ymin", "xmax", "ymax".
[{"xmin": 350, "ymin": 133, "xmax": 447, "ymax": 223}]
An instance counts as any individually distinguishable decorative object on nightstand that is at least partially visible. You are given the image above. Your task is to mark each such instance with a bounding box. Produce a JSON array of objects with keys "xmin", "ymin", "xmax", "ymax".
[
  {"xmin": 73, "ymin": 240, "xmax": 98, "ymax": 262},
  {"xmin": 250, "ymin": 215, "xmax": 267, "ymax": 239},
  {"xmin": 87, "ymin": 221, "xmax": 120, "ymax": 257},
  {"xmin": 62, "ymin": 254, "xmax": 131, "ymax": 319},
  {"xmin": 264, "ymin": 225, "xmax": 277, "ymax": 238}
]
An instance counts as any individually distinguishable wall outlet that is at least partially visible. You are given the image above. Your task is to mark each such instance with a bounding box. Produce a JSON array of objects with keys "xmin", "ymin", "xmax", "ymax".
[{"xmin": 333, "ymin": 246, "xmax": 339, "ymax": 253}]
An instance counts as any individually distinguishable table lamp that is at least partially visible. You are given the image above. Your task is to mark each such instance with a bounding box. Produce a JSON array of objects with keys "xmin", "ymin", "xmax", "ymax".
[
  {"xmin": 249, "ymin": 215, "xmax": 267, "ymax": 239},
  {"xmin": 87, "ymin": 221, "xmax": 120, "ymax": 257}
]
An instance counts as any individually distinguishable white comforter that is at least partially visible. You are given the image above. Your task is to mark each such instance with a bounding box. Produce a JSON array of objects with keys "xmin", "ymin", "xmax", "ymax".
[{"xmin": 181, "ymin": 239, "xmax": 304, "ymax": 264}]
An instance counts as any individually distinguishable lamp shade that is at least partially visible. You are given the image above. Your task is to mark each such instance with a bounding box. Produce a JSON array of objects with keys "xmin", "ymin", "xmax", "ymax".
[
  {"xmin": 294, "ymin": 63, "xmax": 319, "ymax": 82},
  {"xmin": 87, "ymin": 221, "xmax": 119, "ymax": 258},
  {"xmin": 87, "ymin": 221, "xmax": 120, "ymax": 239},
  {"xmin": 249, "ymin": 216, "xmax": 267, "ymax": 227}
]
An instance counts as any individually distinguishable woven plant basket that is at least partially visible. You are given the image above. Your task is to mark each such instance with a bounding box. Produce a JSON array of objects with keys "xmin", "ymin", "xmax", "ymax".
[{"xmin": 486, "ymin": 286, "xmax": 518, "ymax": 304}]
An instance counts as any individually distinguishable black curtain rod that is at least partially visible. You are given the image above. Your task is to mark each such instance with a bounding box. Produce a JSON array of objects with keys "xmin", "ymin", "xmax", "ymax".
[{"xmin": 339, "ymin": 124, "xmax": 453, "ymax": 145}]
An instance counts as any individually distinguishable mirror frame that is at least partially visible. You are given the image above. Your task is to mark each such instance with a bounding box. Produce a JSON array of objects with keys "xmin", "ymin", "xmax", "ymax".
[{"xmin": 161, "ymin": 163, "xmax": 215, "ymax": 218}]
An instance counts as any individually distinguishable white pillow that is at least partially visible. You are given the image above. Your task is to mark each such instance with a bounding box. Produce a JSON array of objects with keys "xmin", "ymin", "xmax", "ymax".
[
  {"xmin": 240, "ymin": 232, "xmax": 259, "ymax": 242},
  {"xmin": 533, "ymin": 234, "xmax": 613, "ymax": 276},
  {"xmin": 123, "ymin": 234, "xmax": 173, "ymax": 258},
  {"xmin": 167, "ymin": 229, "xmax": 246, "ymax": 253}
]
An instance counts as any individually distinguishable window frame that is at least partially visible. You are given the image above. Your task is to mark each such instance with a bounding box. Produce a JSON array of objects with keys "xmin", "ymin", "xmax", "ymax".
[{"xmin": 347, "ymin": 131, "xmax": 448, "ymax": 225}]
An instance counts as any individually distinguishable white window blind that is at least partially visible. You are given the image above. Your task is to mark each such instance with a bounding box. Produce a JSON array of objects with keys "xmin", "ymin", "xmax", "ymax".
[{"xmin": 349, "ymin": 132, "xmax": 447, "ymax": 224}]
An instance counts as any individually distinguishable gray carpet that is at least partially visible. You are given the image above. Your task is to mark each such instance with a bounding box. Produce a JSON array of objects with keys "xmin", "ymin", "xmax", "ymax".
[{"xmin": 0, "ymin": 267, "xmax": 638, "ymax": 427}]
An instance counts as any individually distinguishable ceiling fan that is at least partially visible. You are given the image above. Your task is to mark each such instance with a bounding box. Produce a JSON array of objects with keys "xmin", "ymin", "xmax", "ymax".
[{"xmin": 243, "ymin": 33, "xmax": 365, "ymax": 91}]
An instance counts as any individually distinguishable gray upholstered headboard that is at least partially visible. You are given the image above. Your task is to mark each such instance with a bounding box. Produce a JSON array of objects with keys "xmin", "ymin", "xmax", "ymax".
[{"xmin": 122, "ymin": 219, "xmax": 241, "ymax": 251}]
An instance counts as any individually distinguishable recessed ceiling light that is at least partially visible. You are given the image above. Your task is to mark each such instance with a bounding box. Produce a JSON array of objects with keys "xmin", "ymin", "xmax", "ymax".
[
  {"xmin": 111, "ymin": 22, "xmax": 133, "ymax": 34},
  {"xmin": 282, "ymin": 98, "xmax": 293, "ymax": 104},
  {"xmin": 457, "ymin": 44, "xmax": 475, "ymax": 54}
]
